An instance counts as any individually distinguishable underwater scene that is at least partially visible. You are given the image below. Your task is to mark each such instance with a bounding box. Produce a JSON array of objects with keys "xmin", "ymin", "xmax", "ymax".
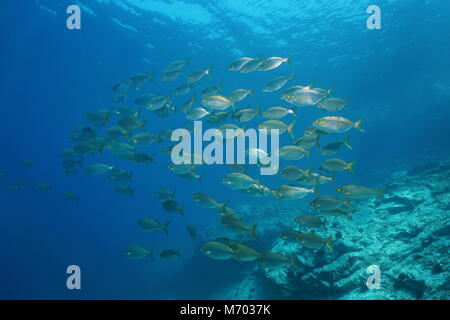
[{"xmin": 0, "ymin": 0, "xmax": 449, "ymax": 300}]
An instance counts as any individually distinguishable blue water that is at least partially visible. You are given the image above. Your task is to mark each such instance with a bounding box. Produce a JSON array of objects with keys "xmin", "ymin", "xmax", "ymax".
[{"xmin": 0, "ymin": 0, "xmax": 449, "ymax": 299}]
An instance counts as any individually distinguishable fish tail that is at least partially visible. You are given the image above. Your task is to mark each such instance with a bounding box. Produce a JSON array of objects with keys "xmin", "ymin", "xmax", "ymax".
[
  {"xmin": 323, "ymin": 217, "xmax": 328, "ymax": 232},
  {"xmin": 289, "ymin": 72, "xmax": 295, "ymax": 80},
  {"xmin": 130, "ymin": 189, "xmax": 135, "ymax": 197},
  {"xmin": 354, "ymin": 117, "xmax": 365, "ymax": 132},
  {"xmin": 376, "ymin": 187, "xmax": 384, "ymax": 199},
  {"xmin": 306, "ymin": 148, "xmax": 311, "ymax": 159},
  {"xmin": 286, "ymin": 56, "xmax": 293, "ymax": 64},
  {"xmin": 287, "ymin": 120, "xmax": 296, "ymax": 140},
  {"xmin": 290, "ymin": 256, "xmax": 301, "ymax": 272},
  {"xmin": 140, "ymin": 120, "xmax": 148, "ymax": 131},
  {"xmin": 77, "ymin": 158, "xmax": 84, "ymax": 167},
  {"xmin": 272, "ymin": 190, "xmax": 280, "ymax": 199},
  {"xmin": 291, "ymin": 107, "xmax": 298, "ymax": 118},
  {"xmin": 346, "ymin": 160, "xmax": 355, "ymax": 174},
  {"xmin": 249, "ymin": 223, "xmax": 258, "ymax": 240},
  {"xmin": 148, "ymin": 248, "xmax": 155, "ymax": 260},
  {"xmin": 219, "ymin": 201, "xmax": 229, "ymax": 211},
  {"xmin": 344, "ymin": 209, "xmax": 351, "ymax": 220},
  {"xmin": 312, "ymin": 186, "xmax": 320, "ymax": 195},
  {"xmin": 163, "ymin": 222, "xmax": 171, "ymax": 235},
  {"xmin": 343, "ymin": 136, "xmax": 352, "ymax": 150},
  {"xmin": 326, "ymin": 235, "xmax": 334, "ymax": 253},
  {"xmin": 326, "ymin": 87, "xmax": 334, "ymax": 96},
  {"xmin": 304, "ymin": 168, "xmax": 311, "ymax": 177},
  {"xmin": 207, "ymin": 65, "xmax": 214, "ymax": 78},
  {"xmin": 343, "ymin": 200, "xmax": 355, "ymax": 212}
]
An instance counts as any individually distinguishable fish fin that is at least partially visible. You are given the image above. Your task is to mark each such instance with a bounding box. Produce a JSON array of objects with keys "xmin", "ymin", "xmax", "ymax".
[
  {"xmin": 304, "ymin": 168, "xmax": 311, "ymax": 177},
  {"xmin": 347, "ymin": 160, "xmax": 355, "ymax": 174},
  {"xmin": 249, "ymin": 224, "xmax": 258, "ymax": 240},
  {"xmin": 354, "ymin": 117, "xmax": 365, "ymax": 132},
  {"xmin": 343, "ymin": 136, "xmax": 352, "ymax": 150},
  {"xmin": 163, "ymin": 222, "xmax": 171, "ymax": 235},
  {"xmin": 287, "ymin": 120, "xmax": 296, "ymax": 140},
  {"xmin": 325, "ymin": 235, "xmax": 334, "ymax": 253},
  {"xmin": 323, "ymin": 218, "xmax": 328, "ymax": 232}
]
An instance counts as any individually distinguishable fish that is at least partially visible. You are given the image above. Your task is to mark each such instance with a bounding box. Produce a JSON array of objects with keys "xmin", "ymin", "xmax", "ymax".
[
  {"xmin": 19, "ymin": 159, "xmax": 36, "ymax": 167},
  {"xmin": 172, "ymin": 83, "xmax": 192, "ymax": 96},
  {"xmin": 258, "ymin": 252, "xmax": 300, "ymax": 270},
  {"xmin": 202, "ymin": 95, "xmax": 233, "ymax": 111},
  {"xmin": 316, "ymin": 207, "xmax": 351, "ymax": 220},
  {"xmin": 74, "ymin": 142, "xmax": 101, "ymax": 157},
  {"xmin": 105, "ymin": 142, "xmax": 135, "ymax": 158},
  {"xmin": 258, "ymin": 56, "xmax": 292, "ymax": 71},
  {"xmin": 186, "ymin": 224, "xmax": 197, "ymax": 241},
  {"xmin": 309, "ymin": 196, "xmax": 353, "ymax": 212},
  {"xmin": 178, "ymin": 170, "xmax": 202, "ymax": 182},
  {"xmin": 161, "ymin": 69, "xmax": 182, "ymax": 82},
  {"xmin": 105, "ymin": 125, "xmax": 129, "ymax": 140},
  {"xmin": 313, "ymin": 116, "xmax": 364, "ymax": 133},
  {"xmin": 228, "ymin": 57, "xmax": 254, "ymax": 71},
  {"xmin": 228, "ymin": 89, "xmax": 253, "ymax": 105},
  {"xmin": 282, "ymin": 85, "xmax": 331, "ymax": 107},
  {"xmin": 217, "ymin": 206, "xmax": 238, "ymax": 217},
  {"xmin": 155, "ymin": 188, "xmax": 176, "ymax": 200},
  {"xmin": 138, "ymin": 217, "xmax": 171, "ymax": 235},
  {"xmin": 229, "ymin": 243, "xmax": 261, "ymax": 262},
  {"xmin": 125, "ymin": 245, "xmax": 155, "ymax": 260},
  {"xmin": 118, "ymin": 117, "xmax": 147, "ymax": 131},
  {"xmin": 164, "ymin": 59, "xmax": 189, "ymax": 73},
  {"xmin": 262, "ymin": 73, "xmax": 295, "ymax": 92},
  {"xmin": 239, "ymin": 58, "xmax": 264, "ymax": 73},
  {"xmin": 220, "ymin": 215, "xmax": 257, "ymax": 239},
  {"xmin": 258, "ymin": 120, "xmax": 296, "ymax": 139},
  {"xmin": 297, "ymin": 172, "xmax": 333, "ymax": 187},
  {"xmin": 62, "ymin": 159, "xmax": 83, "ymax": 171},
  {"xmin": 207, "ymin": 111, "xmax": 229, "ymax": 124},
  {"xmin": 61, "ymin": 148, "xmax": 79, "ymax": 160},
  {"xmin": 180, "ymin": 95, "xmax": 196, "ymax": 113},
  {"xmin": 134, "ymin": 93, "xmax": 157, "ymax": 106},
  {"xmin": 85, "ymin": 109, "xmax": 112, "ymax": 127},
  {"xmin": 146, "ymin": 96, "xmax": 170, "ymax": 111},
  {"xmin": 262, "ymin": 106, "xmax": 296, "ymax": 119},
  {"xmin": 64, "ymin": 192, "xmax": 80, "ymax": 201},
  {"xmin": 316, "ymin": 97, "xmax": 348, "ymax": 112},
  {"xmin": 240, "ymin": 184, "xmax": 273, "ymax": 197},
  {"xmin": 34, "ymin": 183, "xmax": 52, "ymax": 191},
  {"xmin": 273, "ymin": 185, "xmax": 316, "ymax": 200},
  {"xmin": 295, "ymin": 233, "xmax": 333, "ymax": 252},
  {"xmin": 279, "ymin": 229, "xmax": 303, "ymax": 242},
  {"xmin": 277, "ymin": 145, "xmax": 310, "ymax": 160},
  {"xmin": 201, "ymin": 241, "xmax": 235, "ymax": 260},
  {"xmin": 232, "ymin": 107, "xmax": 259, "ymax": 122},
  {"xmin": 187, "ymin": 67, "xmax": 212, "ymax": 84},
  {"xmin": 168, "ymin": 163, "xmax": 196, "ymax": 175},
  {"xmin": 162, "ymin": 199, "xmax": 184, "ymax": 216},
  {"xmin": 192, "ymin": 192, "xmax": 227, "ymax": 210},
  {"xmin": 294, "ymin": 135, "xmax": 319, "ymax": 150},
  {"xmin": 221, "ymin": 172, "xmax": 259, "ymax": 190},
  {"xmin": 295, "ymin": 215, "xmax": 327, "ymax": 230},
  {"xmin": 320, "ymin": 158, "xmax": 355, "ymax": 174},
  {"xmin": 112, "ymin": 94, "xmax": 127, "ymax": 103},
  {"xmin": 129, "ymin": 132, "xmax": 155, "ymax": 147},
  {"xmin": 319, "ymin": 137, "xmax": 352, "ymax": 155},
  {"xmin": 201, "ymin": 81, "xmax": 223, "ymax": 98},
  {"xmin": 84, "ymin": 163, "xmax": 114, "ymax": 175},
  {"xmin": 186, "ymin": 107, "xmax": 210, "ymax": 121},
  {"xmin": 280, "ymin": 166, "xmax": 311, "ymax": 181},
  {"xmin": 336, "ymin": 185, "xmax": 383, "ymax": 200},
  {"xmin": 160, "ymin": 249, "xmax": 181, "ymax": 260},
  {"xmin": 112, "ymin": 184, "xmax": 135, "ymax": 197},
  {"xmin": 128, "ymin": 152, "xmax": 155, "ymax": 164}
]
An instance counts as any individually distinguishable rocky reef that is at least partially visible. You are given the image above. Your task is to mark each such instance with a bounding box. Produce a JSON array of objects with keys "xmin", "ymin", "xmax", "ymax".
[{"xmin": 208, "ymin": 160, "xmax": 450, "ymax": 300}]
